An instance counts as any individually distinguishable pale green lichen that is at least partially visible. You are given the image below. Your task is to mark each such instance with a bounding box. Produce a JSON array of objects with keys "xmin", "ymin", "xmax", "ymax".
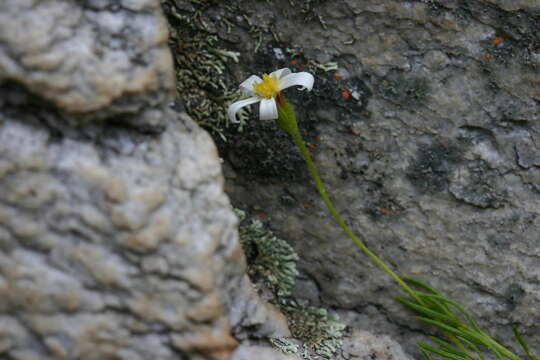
[
  {"xmin": 235, "ymin": 209, "xmax": 346, "ymax": 359},
  {"xmin": 163, "ymin": 1, "xmax": 248, "ymax": 140},
  {"xmin": 236, "ymin": 209, "xmax": 299, "ymax": 297},
  {"xmin": 269, "ymin": 338, "xmax": 300, "ymax": 354},
  {"xmin": 279, "ymin": 300, "xmax": 346, "ymax": 360}
]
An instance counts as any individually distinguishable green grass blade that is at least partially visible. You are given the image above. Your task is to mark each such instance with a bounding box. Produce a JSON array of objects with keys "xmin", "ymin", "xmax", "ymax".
[
  {"xmin": 418, "ymin": 294, "xmax": 482, "ymax": 332},
  {"xmin": 420, "ymin": 346, "xmax": 437, "ymax": 360},
  {"xmin": 513, "ymin": 327, "xmax": 539, "ymax": 360},
  {"xmin": 416, "ymin": 317, "xmax": 463, "ymax": 337},
  {"xmin": 404, "ymin": 277, "xmax": 442, "ymax": 295},
  {"xmin": 457, "ymin": 328, "xmax": 509, "ymax": 360},
  {"xmin": 418, "ymin": 342, "xmax": 474, "ymax": 360},
  {"xmin": 396, "ymin": 297, "xmax": 463, "ymax": 328},
  {"xmin": 430, "ymin": 336, "xmax": 472, "ymax": 358},
  {"xmin": 457, "ymin": 336, "xmax": 486, "ymax": 360},
  {"xmin": 403, "ymin": 277, "xmax": 451, "ymax": 314}
]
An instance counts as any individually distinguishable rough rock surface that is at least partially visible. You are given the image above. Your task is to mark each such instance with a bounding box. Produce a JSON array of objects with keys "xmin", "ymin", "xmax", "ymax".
[
  {"xmin": 341, "ymin": 329, "xmax": 412, "ymax": 360},
  {"xmin": 0, "ymin": 0, "xmax": 289, "ymax": 359},
  {"xmin": 232, "ymin": 345, "xmax": 301, "ymax": 360},
  {"xmin": 167, "ymin": 0, "xmax": 540, "ymax": 357},
  {"xmin": 0, "ymin": 0, "xmax": 173, "ymax": 127},
  {"xmin": 0, "ymin": 112, "xmax": 243, "ymax": 360}
]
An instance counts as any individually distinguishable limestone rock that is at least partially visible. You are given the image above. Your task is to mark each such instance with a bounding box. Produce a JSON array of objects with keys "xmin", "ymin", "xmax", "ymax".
[
  {"xmin": 0, "ymin": 0, "xmax": 292, "ymax": 359},
  {"xmin": 232, "ymin": 345, "xmax": 301, "ymax": 360},
  {"xmin": 341, "ymin": 329, "xmax": 412, "ymax": 360},
  {"xmin": 0, "ymin": 0, "xmax": 174, "ymax": 125},
  {"xmin": 0, "ymin": 106, "xmax": 244, "ymax": 359}
]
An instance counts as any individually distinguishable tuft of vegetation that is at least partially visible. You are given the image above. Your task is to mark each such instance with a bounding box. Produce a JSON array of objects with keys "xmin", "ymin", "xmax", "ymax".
[
  {"xmin": 236, "ymin": 209, "xmax": 346, "ymax": 359},
  {"xmin": 397, "ymin": 277, "xmax": 538, "ymax": 360}
]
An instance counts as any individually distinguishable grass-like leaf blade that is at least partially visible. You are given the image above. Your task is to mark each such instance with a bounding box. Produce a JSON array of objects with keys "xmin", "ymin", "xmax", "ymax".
[
  {"xmin": 418, "ymin": 342, "xmax": 474, "ymax": 360},
  {"xmin": 430, "ymin": 336, "xmax": 471, "ymax": 357},
  {"xmin": 396, "ymin": 297, "xmax": 463, "ymax": 328},
  {"xmin": 420, "ymin": 346, "xmax": 437, "ymax": 360},
  {"xmin": 404, "ymin": 277, "xmax": 442, "ymax": 295},
  {"xmin": 513, "ymin": 327, "xmax": 539, "ymax": 360},
  {"xmin": 457, "ymin": 336, "xmax": 486, "ymax": 360},
  {"xmin": 417, "ymin": 294, "xmax": 482, "ymax": 333}
]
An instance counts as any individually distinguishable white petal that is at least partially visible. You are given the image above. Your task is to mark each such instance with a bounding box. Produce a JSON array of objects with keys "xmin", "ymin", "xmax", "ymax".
[
  {"xmin": 259, "ymin": 98, "xmax": 278, "ymax": 120},
  {"xmin": 227, "ymin": 97, "xmax": 261, "ymax": 123},
  {"xmin": 278, "ymin": 72, "xmax": 315, "ymax": 92},
  {"xmin": 239, "ymin": 75, "xmax": 262, "ymax": 94},
  {"xmin": 270, "ymin": 68, "xmax": 291, "ymax": 80}
]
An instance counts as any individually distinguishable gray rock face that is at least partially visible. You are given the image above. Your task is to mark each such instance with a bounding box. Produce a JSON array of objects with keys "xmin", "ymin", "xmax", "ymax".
[
  {"xmin": 175, "ymin": 0, "xmax": 540, "ymax": 356},
  {"xmin": 0, "ymin": 0, "xmax": 292, "ymax": 359},
  {"xmin": 0, "ymin": 111, "xmax": 245, "ymax": 359},
  {"xmin": 341, "ymin": 329, "xmax": 411, "ymax": 360},
  {"xmin": 0, "ymin": 0, "xmax": 173, "ymax": 127}
]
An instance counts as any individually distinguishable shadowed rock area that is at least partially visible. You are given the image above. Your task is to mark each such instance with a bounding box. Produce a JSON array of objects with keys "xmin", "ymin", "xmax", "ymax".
[{"xmin": 164, "ymin": 0, "xmax": 540, "ymax": 358}]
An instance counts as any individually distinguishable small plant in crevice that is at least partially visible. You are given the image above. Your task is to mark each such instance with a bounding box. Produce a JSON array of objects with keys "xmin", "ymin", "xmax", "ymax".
[
  {"xmin": 236, "ymin": 208, "xmax": 299, "ymax": 297},
  {"xmin": 229, "ymin": 68, "xmax": 538, "ymax": 360},
  {"xmin": 235, "ymin": 208, "xmax": 346, "ymax": 359}
]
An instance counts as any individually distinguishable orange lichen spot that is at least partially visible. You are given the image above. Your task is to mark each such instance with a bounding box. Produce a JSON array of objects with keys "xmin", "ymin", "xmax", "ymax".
[
  {"xmin": 484, "ymin": 53, "xmax": 493, "ymax": 60},
  {"xmin": 256, "ymin": 213, "xmax": 268, "ymax": 217},
  {"xmin": 379, "ymin": 207, "xmax": 393, "ymax": 215},
  {"xmin": 341, "ymin": 89, "xmax": 350, "ymax": 100},
  {"xmin": 290, "ymin": 59, "xmax": 298, "ymax": 65},
  {"xmin": 492, "ymin": 36, "xmax": 503, "ymax": 45},
  {"xmin": 333, "ymin": 73, "xmax": 342, "ymax": 80},
  {"xmin": 307, "ymin": 143, "xmax": 317, "ymax": 150},
  {"xmin": 303, "ymin": 203, "xmax": 311, "ymax": 209}
]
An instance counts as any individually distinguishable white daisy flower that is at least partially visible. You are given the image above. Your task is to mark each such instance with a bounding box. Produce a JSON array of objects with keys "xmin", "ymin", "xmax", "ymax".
[{"xmin": 228, "ymin": 68, "xmax": 314, "ymax": 123}]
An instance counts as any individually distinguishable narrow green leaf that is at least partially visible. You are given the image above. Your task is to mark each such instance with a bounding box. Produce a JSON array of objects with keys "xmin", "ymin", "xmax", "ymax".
[
  {"xmin": 513, "ymin": 327, "xmax": 539, "ymax": 360},
  {"xmin": 430, "ymin": 337, "xmax": 471, "ymax": 358},
  {"xmin": 488, "ymin": 344, "xmax": 505, "ymax": 360},
  {"xmin": 396, "ymin": 297, "xmax": 463, "ymax": 328},
  {"xmin": 419, "ymin": 294, "xmax": 482, "ymax": 332},
  {"xmin": 412, "ymin": 290, "xmax": 454, "ymax": 315},
  {"xmin": 416, "ymin": 317, "xmax": 463, "ymax": 337},
  {"xmin": 419, "ymin": 342, "xmax": 473, "ymax": 360},
  {"xmin": 457, "ymin": 336, "xmax": 486, "ymax": 360},
  {"xmin": 457, "ymin": 328, "xmax": 509, "ymax": 360},
  {"xmin": 404, "ymin": 277, "xmax": 442, "ymax": 295},
  {"xmin": 420, "ymin": 346, "xmax": 437, "ymax": 360}
]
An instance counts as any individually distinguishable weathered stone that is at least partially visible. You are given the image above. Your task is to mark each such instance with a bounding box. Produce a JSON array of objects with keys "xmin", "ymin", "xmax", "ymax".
[
  {"xmin": 341, "ymin": 329, "xmax": 412, "ymax": 360},
  {"xmin": 0, "ymin": 106, "xmax": 245, "ymax": 359},
  {"xmin": 0, "ymin": 0, "xmax": 174, "ymax": 126},
  {"xmin": 0, "ymin": 0, "xmax": 296, "ymax": 359},
  {"xmin": 169, "ymin": 0, "xmax": 540, "ymax": 357},
  {"xmin": 232, "ymin": 345, "xmax": 301, "ymax": 360}
]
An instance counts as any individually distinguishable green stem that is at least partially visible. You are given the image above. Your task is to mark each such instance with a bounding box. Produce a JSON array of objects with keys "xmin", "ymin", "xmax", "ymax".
[
  {"xmin": 275, "ymin": 94, "xmax": 420, "ymax": 303},
  {"xmin": 275, "ymin": 94, "xmax": 520, "ymax": 360},
  {"xmin": 288, "ymin": 129, "xmax": 422, "ymax": 303}
]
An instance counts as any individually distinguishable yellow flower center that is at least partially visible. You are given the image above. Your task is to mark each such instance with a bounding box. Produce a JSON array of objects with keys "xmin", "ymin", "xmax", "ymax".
[{"xmin": 253, "ymin": 73, "xmax": 280, "ymax": 98}]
